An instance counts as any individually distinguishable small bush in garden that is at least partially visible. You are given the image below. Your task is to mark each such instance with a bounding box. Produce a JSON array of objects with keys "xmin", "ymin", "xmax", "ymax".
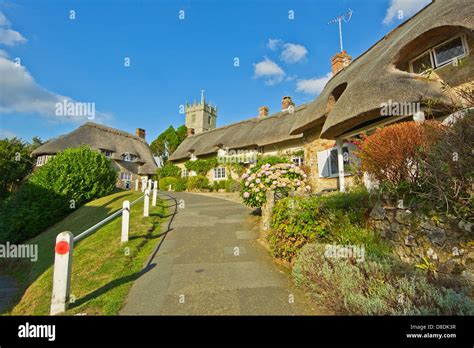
[
  {"xmin": 210, "ymin": 180, "xmax": 226, "ymax": 191},
  {"xmin": 240, "ymin": 162, "xmax": 310, "ymax": 208},
  {"xmin": 174, "ymin": 178, "xmax": 187, "ymax": 192},
  {"xmin": 225, "ymin": 179, "xmax": 240, "ymax": 192},
  {"xmin": 269, "ymin": 189, "xmax": 376, "ymax": 261},
  {"xmin": 417, "ymin": 112, "xmax": 473, "ymax": 220},
  {"xmin": 159, "ymin": 177, "xmax": 178, "ymax": 191},
  {"xmin": 186, "ymin": 175, "xmax": 209, "ymax": 191},
  {"xmin": 357, "ymin": 121, "xmax": 443, "ymax": 199},
  {"xmin": 0, "ymin": 147, "xmax": 117, "ymax": 243},
  {"xmin": 155, "ymin": 163, "xmax": 181, "ymax": 180},
  {"xmin": 293, "ymin": 243, "xmax": 474, "ymax": 315}
]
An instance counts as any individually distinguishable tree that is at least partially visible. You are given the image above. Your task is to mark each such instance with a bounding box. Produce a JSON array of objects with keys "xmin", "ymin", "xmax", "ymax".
[
  {"xmin": 150, "ymin": 125, "xmax": 187, "ymax": 164},
  {"xmin": 0, "ymin": 138, "xmax": 34, "ymax": 199}
]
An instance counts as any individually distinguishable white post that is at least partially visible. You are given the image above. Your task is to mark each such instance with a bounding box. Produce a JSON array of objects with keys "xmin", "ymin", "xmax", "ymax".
[
  {"xmin": 336, "ymin": 138, "xmax": 346, "ymax": 192},
  {"xmin": 50, "ymin": 231, "xmax": 74, "ymax": 315},
  {"xmin": 121, "ymin": 200, "xmax": 130, "ymax": 243},
  {"xmin": 141, "ymin": 178, "xmax": 146, "ymax": 192},
  {"xmin": 144, "ymin": 189, "xmax": 150, "ymax": 217},
  {"xmin": 152, "ymin": 185, "xmax": 157, "ymax": 207},
  {"xmin": 135, "ymin": 178, "xmax": 139, "ymax": 191},
  {"xmin": 147, "ymin": 179, "xmax": 152, "ymax": 191}
]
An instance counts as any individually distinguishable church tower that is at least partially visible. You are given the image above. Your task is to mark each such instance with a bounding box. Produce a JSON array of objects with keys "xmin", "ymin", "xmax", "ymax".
[{"xmin": 185, "ymin": 90, "xmax": 217, "ymax": 135}]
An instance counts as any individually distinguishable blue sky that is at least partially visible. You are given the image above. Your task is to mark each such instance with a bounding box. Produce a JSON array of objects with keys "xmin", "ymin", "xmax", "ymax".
[{"xmin": 0, "ymin": 0, "xmax": 431, "ymax": 143}]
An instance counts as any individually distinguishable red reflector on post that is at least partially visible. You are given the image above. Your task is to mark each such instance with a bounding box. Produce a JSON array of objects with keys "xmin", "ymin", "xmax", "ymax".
[{"xmin": 55, "ymin": 241, "xmax": 70, "ymax": 255}]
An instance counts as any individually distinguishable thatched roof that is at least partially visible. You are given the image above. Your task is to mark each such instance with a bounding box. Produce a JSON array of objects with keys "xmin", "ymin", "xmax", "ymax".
[
  {"xmin": 32, "ymin": 122, "xmax": 158, "ymax": 175},
  {"xmin": 169, "ymin": 105, "xmax": 307, "ymax": 161},
  {"xmin": 290, "ymin": 0, "xmax": 474, "ymax": 139}
]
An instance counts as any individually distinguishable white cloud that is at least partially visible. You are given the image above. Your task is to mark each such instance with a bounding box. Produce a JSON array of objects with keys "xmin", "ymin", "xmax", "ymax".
[
  {"xmin": 267, "ymin": 38, "xmax": 283, "ymax": 51},
  {"xmin": 0, "ymin": 57, "xmax": 111, "ymax": 123},
  {"xmin": 0, "ymin": 49, "xmax": 9, "ymax": 57},
  {"xmin": 383, "ymin": 0, "xmax": 431, "ymax": 25},
  {"xmin": 0, "ymin": 12, "xmax": 10, "ymax": 26},
  {"xmin": 280, "ymin": 43, "xmax": 308, "ymax": 64},
  {"xmin": 253, "ymin": 57, "xmax": 286, "ymax": 86},
  {"xmin": 0, "ymin": 28, "xmax": 26, "ymax": 46},
  {"xmin": 296, "ymin": 72, "xmax": 332, "ymax": 95}
]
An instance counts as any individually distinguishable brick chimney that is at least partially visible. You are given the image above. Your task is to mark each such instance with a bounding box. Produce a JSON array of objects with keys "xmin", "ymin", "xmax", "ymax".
[
  {"xmin": 281, "ymin": 96, "xmax": 294, "ymax": 111},
  {"xmin": 258, "ymin": 106, "xmax": 269, "ymax": 118},
  {"xmin": 136, "ymin": 128, "xmax": 145, "ymax": 139},
  {"xmin": 331, "ymin": 50, "xmax": 352, "ymax": 76},
  {"xmin": 187, "ymin": 128, "xmax": 195, "ymax": 137}
]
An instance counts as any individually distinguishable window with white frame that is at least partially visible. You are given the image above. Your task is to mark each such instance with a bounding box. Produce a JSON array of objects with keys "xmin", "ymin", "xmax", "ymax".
[
  {"xmin": 120, "ymin": 172, "xmax": 132, "ymax": 181},
  {"xmin": 181, "ymin": 168, "xmax": 188, "ymax": 178},
  {"xmin": 410, "ymin": 34, "xmax": 468, "ymax": 74},
  {"xmin": 292, "ymin": 156, "xmax": 304, "ymax": 166},
  {"xmin": 317, "ymin": 146, "xmax": 350, "ymax": 178},
  {"xmin": 36, "ymin": 155, "xmax": 53, "ymax": 166},
  {"xmin": 122, "ymin": 153, "xmax": 137, "ymax": 162},
  {"xmin": 213, "ymin": 167, "xmax": 226, "ymax": 180},
  {"xmin": 36, "ymin": 155, "xmax": 44, "ymax": 166}
]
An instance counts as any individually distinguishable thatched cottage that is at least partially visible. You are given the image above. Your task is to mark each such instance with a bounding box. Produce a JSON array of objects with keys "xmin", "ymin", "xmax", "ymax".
[
  {"xmin": 31, "ymin": 122, "xmax": 158, "ymax": 189},
  {"xmin": 170, "ymin": 0, "xmax": 473, "ymax": 192}
]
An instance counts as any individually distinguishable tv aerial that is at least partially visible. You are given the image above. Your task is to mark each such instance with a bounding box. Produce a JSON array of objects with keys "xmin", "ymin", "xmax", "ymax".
[{"xmin": 328, "ymin": 8, "xmax": 354, "ymax": 52}]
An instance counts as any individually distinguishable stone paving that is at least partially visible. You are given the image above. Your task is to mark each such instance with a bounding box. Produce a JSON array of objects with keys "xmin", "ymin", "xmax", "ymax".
[{"xmin": 121, "ymin": 192, "xmax": 324, "ymax": 315}]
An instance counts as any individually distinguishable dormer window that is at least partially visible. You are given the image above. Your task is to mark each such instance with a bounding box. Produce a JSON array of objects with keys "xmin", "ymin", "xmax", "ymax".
[
  {"xmin": 409, "ymin": 34, "xmax": 468, "ymax": 74},
  {"xmin": 122, "ymin": 153, "xmax": 137, "ymax": 162},
  {"xmin": 101, "ymin": 150, "xmax": 113, "ymax": 158}
]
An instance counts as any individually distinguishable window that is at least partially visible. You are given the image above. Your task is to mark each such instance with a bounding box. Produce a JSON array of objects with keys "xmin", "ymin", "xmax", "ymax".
[
  {"xmin": 208, "ymin": 115, "xmax": 211, "ymax": 125},
  {"xmin": 411, "ymin": 51, "xmax": 434, "ymax": 74},
  {"xmin": 122, "ymin": 153, "xmax": 137, "ymax": 162},
  {"xmin": 433, "ymin": 35, "xmax": 467, "ymax": 67},
  {"xmin": 102, "ymin": 150, "xmax": 113, "ymax": 158},
  {"xmin": 36, "ymin": 155, "xmax": 53, "ymax": 166},
  {"xmin": 410, "ymin": 34, "xmax": 468, "ymax": 74},
  {"xmin": 36, "ymin": 156, "xmax": 44, "ymax": 166},
  {"xmin": 120, "ymin": 172, "xmax": 132, "ymax": 181},
  {"xmin": 292, "ymin": 156, "xmax": 304, "ymax": 166},
  {"xmin": 317, "ymin": 146, "xmax": 350, "ymax": 178},
  {"xmin": 181, "ymin": 168, "xmax": 188, "ymax": 178},
  {"xmin": 213, "ymin": 167, "xmax": 226, "ymax": 180}
]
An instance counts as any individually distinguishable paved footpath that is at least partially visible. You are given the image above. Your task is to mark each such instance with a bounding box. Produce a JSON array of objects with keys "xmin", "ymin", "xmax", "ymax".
[{"xmin": 120, "ymin": 192, "xmax": 324, "ymax": 315}]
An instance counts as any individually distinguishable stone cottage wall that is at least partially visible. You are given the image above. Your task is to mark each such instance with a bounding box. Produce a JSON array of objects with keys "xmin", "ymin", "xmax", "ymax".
[{"xmin": 369, "ymin": 202, "xmax": 474, "ymax": 282}]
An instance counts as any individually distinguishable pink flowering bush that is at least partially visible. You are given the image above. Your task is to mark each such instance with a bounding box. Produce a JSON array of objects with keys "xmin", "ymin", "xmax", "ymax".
[{"xmin": 240, "ymin": 162, "xmax": 310, "ymax": 208}]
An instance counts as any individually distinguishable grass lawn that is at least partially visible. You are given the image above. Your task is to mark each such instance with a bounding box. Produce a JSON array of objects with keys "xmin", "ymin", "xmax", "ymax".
[{"xmin": 2, "ymin": 190, "xmax": 167, "ymax": 315}]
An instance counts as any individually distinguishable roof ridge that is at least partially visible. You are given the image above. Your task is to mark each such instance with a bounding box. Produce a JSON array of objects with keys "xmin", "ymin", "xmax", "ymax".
[
  {"xmin": 82, "ymin": 122, "xmax": 146, "ymax": 143},
  {"xmin": 187, "ymin": 103, "xmax": 308, "ymax": 140}
]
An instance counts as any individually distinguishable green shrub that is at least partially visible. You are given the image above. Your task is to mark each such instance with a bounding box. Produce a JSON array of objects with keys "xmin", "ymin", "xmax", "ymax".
[
  {"xmin": 0, "ymin": 147, "xmax": 117, "ymax": 243},
  {"xmin": 225, "ymin": 179, "xmax": 240, "ymax": 192},
  {"xmin": 269, "ymin": 188, "xmax": 376, "ymax": 261},
  {"xmin": 155, "ymin": 163, "xmax": 181, "ymax": 180},
  {"xmin": 293, "ymin": 243, "xmax": 474, "ymax": 315},
  {"xmin": 210, "ymin": 180, "xmax": 226, "ymax": 191},
  {"xmin": 174, "ymin": 178, "xmax": 187, "ymax": 192},
  {"xmin": 187, "ymin": 175, "xmax": 209, "ymax": 191},
  {"xmin": 159, "ymin": 177, "xmax": 178, "ymax": 191}
]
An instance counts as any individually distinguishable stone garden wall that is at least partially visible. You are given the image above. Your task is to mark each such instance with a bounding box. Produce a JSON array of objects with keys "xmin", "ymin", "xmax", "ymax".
[{"xmin": 368, "ymin": 202, "xmax": 474, "ymax": 282}]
